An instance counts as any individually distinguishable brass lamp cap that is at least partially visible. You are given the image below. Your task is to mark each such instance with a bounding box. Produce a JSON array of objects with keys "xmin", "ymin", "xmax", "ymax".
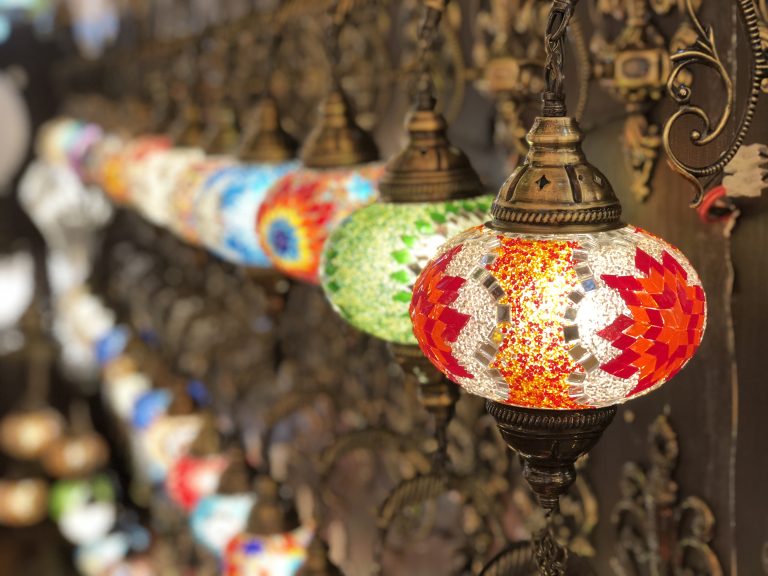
[
  {"xmin": 239, "ymin": 96, "xmax": 297, "ymax": 164},
  {"xmin": 245, "ymin": 475, "xmax": 299, "ymax": 534},
  {"xmin": 296, "ymin": 536, "xmax": 343, "ymax": 576},
  {"xmin": 300, "ymin": 90, "xmax": 379, "ymax": 169},
  {"xmin": 378, "ymin": 108, "xmax": 484, "ymax": 203},
  {"xmin": 217, "ymin": 450, "xmax": 250, "ymax": 494},
  {"xmin": 491, "ymin": 116, "xmax": 622, "ymax": 233}
]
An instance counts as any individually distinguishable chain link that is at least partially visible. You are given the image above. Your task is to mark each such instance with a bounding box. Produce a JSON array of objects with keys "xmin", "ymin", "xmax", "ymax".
[
  {"xmin": 533, "ymin": 509, "xmax": 568, "ymax": 576},
  {"xmin": 542, "ymin": 0, "xmax": 579, "ymax": 116},
  {"xmin": 415, "ymin": 0, "xmax": 448, "ymax": 109}
]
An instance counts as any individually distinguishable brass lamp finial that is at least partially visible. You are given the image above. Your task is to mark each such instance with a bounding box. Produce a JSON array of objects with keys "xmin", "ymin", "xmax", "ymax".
[
  {"xmin": 300, "ymin": 89, "xmax": 378, "ymax": 169},
  {"xmin": 378, "ymin": 102, "xmax": 484, "ymax": 203},
  {"xmin": 245, "ymin": 475, "xmax": 298, "ymax": 535},
  {"xmin": 490, "ymin": 116, "xmax": 622, "ymax": 233},
  {"xmin": 296, "ymin": 536, "xmax": 343, "ymax": 576},
  {"xmin": 217, "ymin": 448, "xmax": 250, "ymax": 494},
  {"xmin": 239, "ymin": 96, "xmax": 297, "ymax": 164}
]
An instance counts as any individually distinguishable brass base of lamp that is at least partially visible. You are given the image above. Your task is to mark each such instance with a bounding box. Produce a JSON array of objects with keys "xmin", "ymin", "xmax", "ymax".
[
  {"xmin": 387, "ymin": 343, "xmax": 460, "ymax": 464},
  {"xmin": 485, "ymin": 401, "xmax": 616, "ymax": 512}
]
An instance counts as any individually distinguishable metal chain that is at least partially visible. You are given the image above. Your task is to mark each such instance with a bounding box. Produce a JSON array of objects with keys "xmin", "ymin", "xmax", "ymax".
[
  {"xmin": 415, "ymin": 0, "xmax": 448, "ymax": 110},
  {"xmin": 533, "ymin": 509, "xmax": 568, "ymax": 576},
  {"xmin": 542, "ymin": 0, "xmax": 579, "ymax": 116}
]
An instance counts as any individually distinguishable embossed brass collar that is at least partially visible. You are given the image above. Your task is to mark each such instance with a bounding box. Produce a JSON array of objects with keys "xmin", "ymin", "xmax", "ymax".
[
  {"xmin": 490, "ymin": 116, "xmax": 623, "ymax": 233},
  {"xmin": 239, "ymin": 96, "xmax": 297, "ymax": 164},
  {"xmin": 378, "ymin": 107, "xmax": 484, "ymax": 203},
  {"xmin": 300, "ymin": 89, "xmax": 379, "ymax": 169}
]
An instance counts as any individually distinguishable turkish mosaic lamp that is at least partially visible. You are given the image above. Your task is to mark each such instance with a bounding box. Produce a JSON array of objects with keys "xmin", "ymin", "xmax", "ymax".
[
  {"xmin": 256, "ymin": 89, "xmax": 382, "ymax": 284},
  {"xmin": 194, "ymin": 96, "xmax": 300, "ymax": 267},
  {"xmin": 49, "ymin": 473, "xmax": 117, "ymax": 546},
  {"xmin": 190, "ymin": 455, "xmax": 255, "ymax": 557},
  {"xmin": 410, "ymin": 117, "xmax": 707, "ymax": 410},
  {"xmin": 321, "ymin": 105, "xmax": 493, "ymax": 344}
]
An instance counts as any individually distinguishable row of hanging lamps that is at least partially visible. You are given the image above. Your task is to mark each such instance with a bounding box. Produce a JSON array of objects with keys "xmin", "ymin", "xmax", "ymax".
[
  {"xmin": 193, "ymin": 23, "xmax": 300, "ymax": 270},
  {"xmin": 256, "ymin": 3, "xmax": 383, "ymax": 284},
  {"xmin": 0, "ymin": 296, "xmax": 58, "ymax": 528},
  {"xmin": 320, "ymin": 0, "xmax": 491, "ymax": 463},
  {"xmin": 409, "ymin": 0, "xmax": 706, "ymax": 571}
]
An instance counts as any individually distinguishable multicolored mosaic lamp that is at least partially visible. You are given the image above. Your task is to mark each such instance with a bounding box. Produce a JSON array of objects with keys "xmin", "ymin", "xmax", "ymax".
[
  {"xmin": 193, "ymin": 96, "xmax": 299, "ymax": 268},
  {"xmin": 409, "ymin": 0, "xmax": 706, "ymax": 571},
  {"xmin": 222, "ymin": 475, "xmax": 313, "ymax": 576},
  {"xmin": 256, "ymin": 6, "xmax": 382, "ymax": 284},
  {"xmin": 257, "ymin": 90, "xmax": 382, "ymax": 284}
]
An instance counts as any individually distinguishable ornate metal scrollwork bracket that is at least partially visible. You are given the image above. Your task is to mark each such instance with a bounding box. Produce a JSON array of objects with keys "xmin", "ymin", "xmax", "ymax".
[
  {"xmin": 610, "ymin": 414, "xmax": 724, "ymax": 575},
  {"xmin": 662, "ymin": 0, "xmax": 768, "ymax": 205},
  {"xmin": 592, "ymin": 0, "xmax": 696, "ymax": 202},
  {"xmin": 473, "ymin": 0, "xmax": 590, "ymax": 168}
]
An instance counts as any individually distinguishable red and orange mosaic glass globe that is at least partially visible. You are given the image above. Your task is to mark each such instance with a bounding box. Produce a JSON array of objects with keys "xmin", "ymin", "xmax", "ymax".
[{"xmin": 409, "ymin": 224, "xmax": 706, "ymax": 409}]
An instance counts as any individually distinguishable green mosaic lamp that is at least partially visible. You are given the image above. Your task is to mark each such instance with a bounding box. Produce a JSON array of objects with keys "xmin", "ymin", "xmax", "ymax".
[
  {"xmin": 321, "ymin": 105, "xmax": 492, "ymax": 345},
  {"xmin": 320, "ymin": 0, "xmax": 491, "ymax": 462}
]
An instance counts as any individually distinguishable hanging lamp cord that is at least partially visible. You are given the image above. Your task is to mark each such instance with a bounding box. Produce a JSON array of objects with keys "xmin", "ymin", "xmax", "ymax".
[{"xmin": 542, "ymin": 0, "xmax": 579, "ymax": 117}]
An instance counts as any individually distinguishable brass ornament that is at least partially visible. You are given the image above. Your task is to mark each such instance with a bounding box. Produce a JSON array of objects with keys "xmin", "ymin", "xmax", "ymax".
[
  {"xmin": 41, "ymin": 432, "xmax": 110, "ymax": 479},
  {"xmin": 662, "ymin": 0, "xmax": 768, "ymax": 204},
  {"xmin": 296, "ymin": 536, "xmax": 344, "ymax": 576},
  {"xmin": 245, "ymin": 474, "xmax": 299, "ymax": 535},
  {"xmin": 0, "ymin": 408, "xmax": 64, "ymax": 462},
  {"xmin": 0, "ymin": 478, "xmax": 49, "ymax": 527},
  {"xmin": 490, "ymin": 116, "xmax": 623, "ymax": 233},
  {"xmin": 300, "ymin": 89, "xmax": 379, "ymax": 169},
  {"xmin": 239, "ymin": 95, "xmax": 298, "ymax": 164},
  {"xmin": 611, "ymin": 415, "xmax": 724, "ymax": 575},
  {"xmin": 378, "ymin": 106, "xmax": 484, "ymax": 203},
  {"xmin": 591, "ymin": 0, "xmax": 695, "ymax": 202},
  {"xmin": 473, "ymin": 0, "xmax": 589, "ymax": 163}
]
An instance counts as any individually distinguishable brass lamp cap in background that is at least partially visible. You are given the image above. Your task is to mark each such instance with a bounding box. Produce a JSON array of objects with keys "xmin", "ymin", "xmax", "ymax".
[
  {"xmin": 491, "ymin": 116, "xmax": 622, "ymax": 233},
  {"xmin": 239, "ymin": 96, "xmax": 298, "ymax": 164},
  {"xmin": 300, "ymin": 89, "xmax": 379, "ymax": 169},
  {"xmin": 217, "ymin": 451, "xmax": 250, "ymax": 494},
  {"xmin": 245, "ymin": 475, "xmax": 299, "ymax": 534},
  {"xmin": 379, "ymin": 107, "xmax": 484, "ymax": 203},
  {"xmin": 296, "ymin": 536, "xmax": 343, "ymax": 576}
]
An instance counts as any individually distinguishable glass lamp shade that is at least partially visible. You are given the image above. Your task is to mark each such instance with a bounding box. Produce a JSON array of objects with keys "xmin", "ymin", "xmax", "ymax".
[
  {"xmin": 136, "ymin": 411, "xmax": 205, "ymax": 484},
  {"xmin": 49, "ymin": 474, "xmax": 117, "ymax": 546},
  {"xmin": 38, "ymin": 118, "xmax": 81, "ymax": 164},
  {"xmin": 222, "ymin": 525, "xmax": 314, "ymax": 576},
  {"xmin": 102, "ymin": 358, "xmax": 151, "ymax": 423},
  {"xmin": 409, "ymin": 224, "xmax": 706, "ymax": 409},
  {"xmin": 67, "ymin": 123, "xmax": 103, "ymax": 179},
  {"xmin": 165, "ymin": 454, "xmax": 230, "ymax": 512},
  {"xmin": 0, "ymin": 478, "xmax": 49, "ymax": 527},
  {"xmin": 114, "ymin": 135, "xmax": 172, "ymax": 204},
  {"xmin": 321, "ymin": 196, "xmax": 493, "ymax": 344},
  {"xmin": 194, "ymin": 162, "xmax": 299, "ymax": 267},
  {"xmin": 130, "ymin": 147, "xmax": 205, "ymax": 227},
  {"xmin": 167, "ymin": 156, "xmax": 237, "ymax": 244},
  {"xmin": 75, "ymin": 532, "xmax": 132, "ymax": 576},
  {"xmin": 190, "ymin": 493, "xmax": 255, "ymax": 556},
  {"xmin": 94, "ymin": 136, "xmax": 129, "ymax": 199},
  {"xmin": 257, "ymin": 164, "xmax": 383, "ymax": 283}
]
